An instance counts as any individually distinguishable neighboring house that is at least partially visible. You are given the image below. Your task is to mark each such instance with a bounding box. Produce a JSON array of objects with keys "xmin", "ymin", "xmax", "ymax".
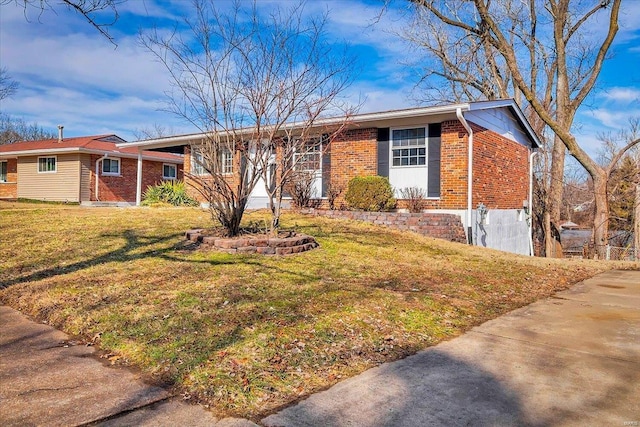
[
  {"xmin": 0, "ymin": 132, "xmax": 183, "ymax": 204},
  {"xmin": 118, "ymin": 99, "xmax": 540, "ymax": 255}
]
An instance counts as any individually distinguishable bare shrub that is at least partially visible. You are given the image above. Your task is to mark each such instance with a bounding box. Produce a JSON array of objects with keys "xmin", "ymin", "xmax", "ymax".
[
  {"xmin": 326, "ymin": 182, "xmax": 344, "ymax": 210},
  {"xmin": 399, "ymin": 187, "xmax": 426, "ymax": 213},
  {"xmin": 287, "ymin": 171, "xmax": 317, "ymax": 209}
]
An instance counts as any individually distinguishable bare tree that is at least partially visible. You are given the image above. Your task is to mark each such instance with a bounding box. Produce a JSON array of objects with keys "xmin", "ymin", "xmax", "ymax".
[
  {"xmin": 3, "ymin": 0, "xmax": 123, "ymax": 44},
  {"xmin": 132, "ymin": 123, "xmax": 175, "ymax": 141},
  {"xmin": 141, "ymin": 0, "xmax": 355, "ymax": 236},
  {"xmin": 407, "ymin": 0, "xmax": 638, "ymax": 256},
  {"xmin": 0, "ymin": 68, "xmax": 19, "ymax": 101},
  {"xmin": 0, "ymin": 113, "xmax": 56, "ymax": 145},
  {"xmin": 598, "ymin": 118, "xmax": 640, "ymax": 254}
]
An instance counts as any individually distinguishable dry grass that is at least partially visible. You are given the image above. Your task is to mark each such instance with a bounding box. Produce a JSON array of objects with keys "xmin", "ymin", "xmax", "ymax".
[{"xmin": 0, "ymin": 201, "xmax": 635, "ymax": 419}]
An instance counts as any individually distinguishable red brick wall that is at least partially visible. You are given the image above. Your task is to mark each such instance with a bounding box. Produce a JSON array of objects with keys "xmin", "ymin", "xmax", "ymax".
[
  {"xmin": 0, "ymin": 158, "xmax": 17, "ymax": 199},
  {"xmin": 90, "ymin": 155, "xmax": 183, "ymax": 202},
  {"xmin": 427, "ymin": 120, "xmax": 470, "ymax": 209},
  {"xmin": 181, "ymin": 120, "xmax": 531, "ymax": 211},
  {"xmin": 472, "ymin": 123, "xmax": 529, "ymax": 209},
  {"xmin": 183, "ymin": 146, "xmax": 236, "ymax": 203},
  {"xmin": 329, "ymin": 128, "xmax": 378, "ymax": 188}
]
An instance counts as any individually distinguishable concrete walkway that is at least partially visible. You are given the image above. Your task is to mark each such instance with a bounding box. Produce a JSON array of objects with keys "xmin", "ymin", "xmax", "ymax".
[
  {"xmin": 2, "ymin": 270, "xmax": 638, "ymax": 426},
  {"xmin": 263, "ymin": 270, "xmax": 640, "ymax": 426},
  {"xmin": 0, "ymin": 306, "xmax": 258, "ymax": 427}
]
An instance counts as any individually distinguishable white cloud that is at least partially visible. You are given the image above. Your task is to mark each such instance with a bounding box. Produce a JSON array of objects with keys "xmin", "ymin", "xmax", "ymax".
[{"xmin": 599, "ymin": 87, "xmax": 640, "ymax": 103}]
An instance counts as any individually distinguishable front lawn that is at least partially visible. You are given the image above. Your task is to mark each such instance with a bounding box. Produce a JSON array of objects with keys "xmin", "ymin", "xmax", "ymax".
[{"xmin": 0, "ymin": 202, "xmax": 629, "ymax": 419}]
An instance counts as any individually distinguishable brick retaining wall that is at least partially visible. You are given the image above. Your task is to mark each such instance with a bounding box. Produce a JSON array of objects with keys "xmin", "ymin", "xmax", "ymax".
[{"xmin": 304, "ymin": 209, "xmax": 467, "ymax": 243}]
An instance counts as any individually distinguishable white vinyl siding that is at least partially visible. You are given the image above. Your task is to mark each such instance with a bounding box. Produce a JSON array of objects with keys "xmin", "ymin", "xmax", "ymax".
[
  {"xmin": 18, "ymin": 154, "xmax": 81, "ymax": 202},
  {"xmin": 80, "ymin": 154, "xmax": 92, "ymax": 202}
]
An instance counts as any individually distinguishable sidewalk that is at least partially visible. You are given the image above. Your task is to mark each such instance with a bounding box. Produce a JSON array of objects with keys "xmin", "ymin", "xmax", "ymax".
[
  {"xmin": 2, "ymin": 270, "xmax": 639, "ymax": 426},
  {"xmin": 0, "ymin": 305, "xmax": 258, "ymax": 427},
  {"xmin": 263, "ymin": 269, "xmax": 640, "ymax": 426}
]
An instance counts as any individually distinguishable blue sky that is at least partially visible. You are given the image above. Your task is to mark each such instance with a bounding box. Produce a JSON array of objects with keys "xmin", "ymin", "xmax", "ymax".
[{"xmin": 0, "ymin": 0, "xmax": 639, "ymax": 157}]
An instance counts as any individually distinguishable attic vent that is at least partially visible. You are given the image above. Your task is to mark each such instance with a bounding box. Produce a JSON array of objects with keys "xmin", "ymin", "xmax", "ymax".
[{"xmin": 57, "ymin": 125, "xmax": 64, "ymax": 143}]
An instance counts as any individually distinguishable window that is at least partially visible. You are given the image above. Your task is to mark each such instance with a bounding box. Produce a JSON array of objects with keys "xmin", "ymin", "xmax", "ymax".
[
  {"xmin": 191, "ymin": 148, "xmax": 233, "ymax": 175},
  {"xmin": 191, "ymin": 149, "xmax": 206, "ymax": 175},
  {"xmin": 222, "ymin": 150, "xmax": 233, "ymax": 175},
  {"xmin": 163, "ymin": 163, "xmax": 177, "ymax": 180},
  {"xmin": 0, "ymin": 161, "xmax": 7, "ymax": 182},
  {"xmin": 389, "ymin": 124, "xmax": 441, "ymax": 198},
  {"xmin": 102, "ymin": 158, "xmax": 120, "ymax": 175},
  {"xmin": 294, "ymin": 139, "xmax": 322, "ymax": 171},
  {"xmin": 391, "ymin": 128, "xmax": 426, "ymax": 166},
  {"xmin": 38, "ymin": 156, "xmax": 56, "ymax": 173}
]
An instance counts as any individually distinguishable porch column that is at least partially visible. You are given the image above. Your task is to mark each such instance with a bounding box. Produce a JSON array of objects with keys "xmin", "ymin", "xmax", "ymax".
[{"xmin": 136, "ymin": 150, "xmax": 143, "ymax": 206}]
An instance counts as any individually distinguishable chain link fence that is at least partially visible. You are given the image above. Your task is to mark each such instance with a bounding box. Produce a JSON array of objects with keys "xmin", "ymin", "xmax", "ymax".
[
  {"xmin": 591, "ymin": 245, "xmax": 638, "ymax": 261},
  {"xmin": 564, "ymin": 243, "xmax": 638, "ymax": 261}
]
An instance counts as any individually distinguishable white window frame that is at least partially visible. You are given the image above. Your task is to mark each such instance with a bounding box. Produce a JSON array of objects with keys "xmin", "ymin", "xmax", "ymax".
[
  {"xmin": 38, "ymin": 156, "xmax": 57, "ymax": 173},
  {"xmin": 191, "ymin": 149, "xmax": 206, "ymax": 176},
  {"xmin": 390, "ymin": 126, "xmax": 427, "ymax": 168},
  {"xmin": 102, "ymin": 158, "xmax": 121, "ymax": 176},
  {"xmin": 191, "ymin": 148, "xmax": 233, "ymax": 175},
  {"xmin": 294, "ymin": 139, "xmax": 322, "ymax": 172},
  {"xmin": 163, "ymin": 163, "xmax": 177, "ymax": 180},
  {"xmin": 222, "ymin": 150, "xmax": 233, "ymax": 175},
  {"xmin": 0, "ymin": 160, "xmax": 7, "ymax": 182}
]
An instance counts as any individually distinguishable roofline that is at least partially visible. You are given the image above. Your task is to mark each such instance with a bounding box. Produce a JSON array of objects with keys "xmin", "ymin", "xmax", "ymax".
[
  {"xmin": 0, "ymin": 147, "xmax": 183, "ymax": 163},
  {"xmin": 117, "ymin": 103, "xmax": 472, "ymax": 150},
  {"xmin": 116, "ymin": 99, "xmax": 540, "ymax": 150},
  {"xmin": 467, "ymin": 99, "xmax": 541, "ymax": 148}
]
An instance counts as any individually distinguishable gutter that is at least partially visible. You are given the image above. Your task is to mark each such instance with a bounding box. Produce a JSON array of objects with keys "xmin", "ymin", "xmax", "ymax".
[
  {"xmin": 456, "ymin": 108, "xmax": 474, "ymax": 245},
  {"xmin": 0, "ymin": 147, "xmax": 182, "ymax": 163},
  {"xmin": 117, "ymin": 103, "xmax": 473, "ymax": 150},
  {"xmin": 95, "ymin": 154, "xmax": 108, "ymax": 201}
]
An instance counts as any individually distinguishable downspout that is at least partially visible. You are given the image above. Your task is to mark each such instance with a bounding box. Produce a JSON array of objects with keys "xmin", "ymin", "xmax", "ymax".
[
  {"xmin": 95, "ymin": 154, "xmax": 108, "ymax": 202},
  {"xmin": 529, "ymin": 151, "xmax": 538, "ymax": 256},
  {"xmin": 456, "ymin": 108, "xmax": 473, "ymax": 244}
]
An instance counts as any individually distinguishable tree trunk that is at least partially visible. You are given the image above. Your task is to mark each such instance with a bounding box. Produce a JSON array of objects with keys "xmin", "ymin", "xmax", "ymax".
[
  {"xmin": 548, "ymin": 136, "xmax": 566, "ymax": 226},
  {"xmin": 544, "ymin": 135, "xmax": 566, "ymax": 257},
  {"xmin": 544, "ymin": 210, "xmax": 553, "ymax": 257},
  {"xmin": 635, "ymin": 183, "xmax": 640, "ymax": 261},
  {"xmin": 592, "ymin": 173, "xmax": 609, "ymax": 258}
]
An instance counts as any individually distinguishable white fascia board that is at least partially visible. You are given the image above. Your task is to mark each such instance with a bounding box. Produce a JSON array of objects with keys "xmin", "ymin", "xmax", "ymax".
[
  {"xmin": 117, "ymin": 104, "xmax": 472, "ymax": 150},
  {"xmin": 81, "ymin": 149, "xmax": 184, "ymax": 163},
  {"xmin": 0, "ymin": 147, "xmax": 83, "ymax": 157},
  {"xmin": 117, "ymin": 134, "xmax": 206, "ymax": 150},
  {"xmin": 0, "ymin": 147, "xmax": 182, "ymax": 163},
  {"xmin": 468, "ymin": 99, "xmax": 541, "ymax": 148}
]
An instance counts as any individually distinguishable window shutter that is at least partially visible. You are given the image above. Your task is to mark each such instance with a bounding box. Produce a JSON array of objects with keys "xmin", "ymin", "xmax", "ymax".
[
  {"xmin": 427, "ymin": 124, "xmax": 442, "ymax": 198},
  {"xmin": 321, "ymin": 134, "xmax": 330, "ymax": 197},
  {"xmin": 377, "ymin": 128, "xmax": 390, "ymax": 177}
]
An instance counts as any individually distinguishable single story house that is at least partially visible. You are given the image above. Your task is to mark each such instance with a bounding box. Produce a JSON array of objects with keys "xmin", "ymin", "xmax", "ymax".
[
  {"xmin": 0, "ymin": 131, "xmax": 183, "ymax": 204},
  {"xmin": 117, "ymin": 99, "xmax": 540, "ymax": 255}
]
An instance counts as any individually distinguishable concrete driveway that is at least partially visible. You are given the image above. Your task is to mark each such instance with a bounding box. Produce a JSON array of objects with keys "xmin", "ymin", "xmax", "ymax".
[
  {"xmin": 1, "ymin": 270, "xmax": 638, "ymax": 426},
  {"xmin": 263, "ymin": 269, "xmax": 640, "ymax": 426}
]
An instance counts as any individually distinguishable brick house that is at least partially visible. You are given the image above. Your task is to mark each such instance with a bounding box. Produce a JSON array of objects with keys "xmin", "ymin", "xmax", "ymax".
[
  {"xmin": 119, "ymin": 99, "xmax": 540, "ymax": 254},
  {"xmin": 0, "ymin": 133, "xmax": 183, "ymax": 204}
]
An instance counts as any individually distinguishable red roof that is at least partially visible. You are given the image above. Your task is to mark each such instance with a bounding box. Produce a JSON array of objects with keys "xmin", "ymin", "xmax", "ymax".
[{"xmin": 0, "ymin": 134, "xmax": 183, "ymax": 162}]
